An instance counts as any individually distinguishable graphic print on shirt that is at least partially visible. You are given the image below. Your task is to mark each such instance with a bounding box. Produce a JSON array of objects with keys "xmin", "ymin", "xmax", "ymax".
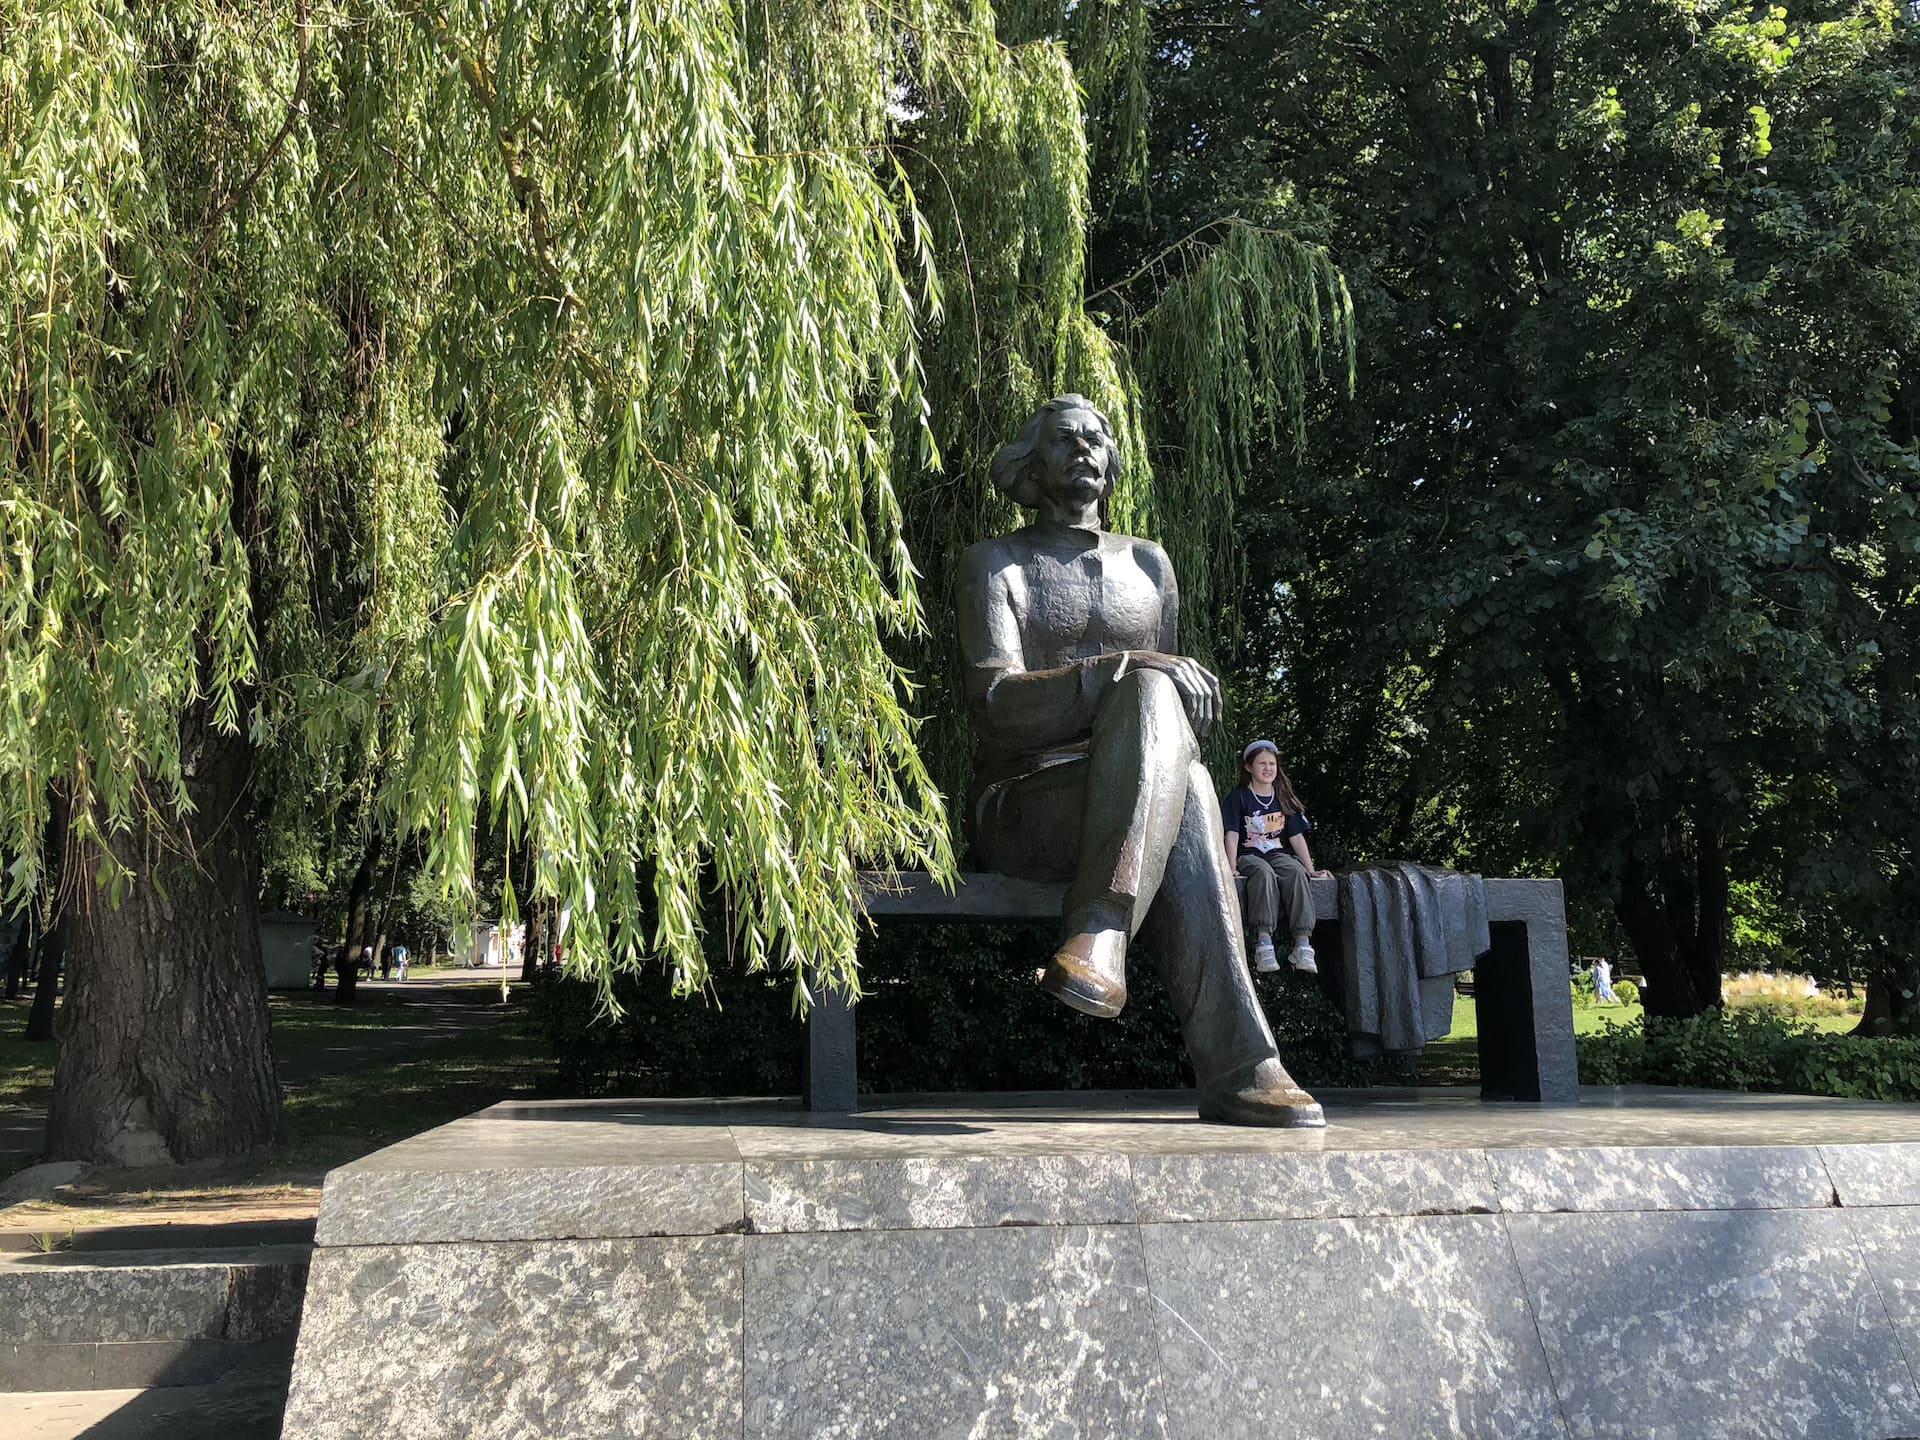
[{"xmin": 1243, "ymin": 807, "xmax": 1286, "ymax": 853}]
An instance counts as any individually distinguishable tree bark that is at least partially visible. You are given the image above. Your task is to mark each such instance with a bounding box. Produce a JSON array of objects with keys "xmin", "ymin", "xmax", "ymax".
[
  {"xmin": 333, "ymin": 837, "xmax": 380, "ymax": 1005},
  {"xmin": 45, "ymin": 714, "xmax": 281, "ymax": 1164},
  {"xmin": 1685, "ymin": 822, "xmax": 1728, "ymax": 1010},
  {"xmin": 1617, "ymin": 855, "xmax": 1691, "ymax": 1017},
  {"xmin": 1615, "ymin": 822, "xmax": 1726, "ymax": 1019},
  {"xmin": 1856, "ymin": 959, "xmax": 1920, "ymax": 1038},
  {"xmin": 22, "ymin": 910, "xmax": 65, "ymax": 1044},
  {"xmin": 4, "ymin": 912, "xmax": 31, "ymax": 1001},
  {"xmin": 23, "ymin": 789, "xmax": 73, "ymax": 1043}
]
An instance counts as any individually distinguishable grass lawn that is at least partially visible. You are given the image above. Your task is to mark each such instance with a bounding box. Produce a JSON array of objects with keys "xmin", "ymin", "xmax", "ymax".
[
  {"xmin": 0, "ymin": 981, "xmax": 512, "ymax": 1111},
  {"xmin": 0, "ymin": 1002, "xmax": 55, "ymax": 1108},
  {"xmin": 1417, "ymin": 995, "xmax": 1863, "ymax": 1085},
  {"xmin": 1, "ymin": 1004, "xmax": 553, "ymax": 1224},
  {"xmin": 268, "ymin": 981, "xmax": 509, "ymax": 1057}
]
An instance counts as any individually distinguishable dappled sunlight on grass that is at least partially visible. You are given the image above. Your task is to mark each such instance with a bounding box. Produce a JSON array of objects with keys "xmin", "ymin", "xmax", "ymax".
[{"xmin": 0, "ymin": 999, "xmax": 55, "ymax": 1108}]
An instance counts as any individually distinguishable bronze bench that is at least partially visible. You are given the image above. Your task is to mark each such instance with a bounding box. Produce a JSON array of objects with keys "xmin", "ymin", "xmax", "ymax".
[{"xmin": 804, "ymin": 871, "xmax": 1579, "ymax": 1111}]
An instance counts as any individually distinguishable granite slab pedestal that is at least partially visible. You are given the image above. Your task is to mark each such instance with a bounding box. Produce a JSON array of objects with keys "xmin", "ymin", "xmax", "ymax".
[{"xmin": 283, "ymin": 1088, "xmax": 1920, "ymax": 1440}]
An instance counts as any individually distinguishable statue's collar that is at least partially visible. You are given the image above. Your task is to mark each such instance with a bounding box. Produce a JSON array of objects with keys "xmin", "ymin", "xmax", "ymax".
[{"xmin": 1023, "ymin": 518, "xmax": 1105, "ymax": 549}]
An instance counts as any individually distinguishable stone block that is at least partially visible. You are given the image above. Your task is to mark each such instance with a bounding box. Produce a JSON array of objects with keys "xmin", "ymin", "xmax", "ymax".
[
  {"xmin": 314, "ymin": 1160, "xmax": 742, "ymax": 1245},
  {"xmin": 1822, "ymin": 1143, "xmax": 1920, "ymax": 1207},
  {"xmin": 0, "ymin": 1340, "xmax": 95, "ymax": 1391},
  {"xmin": 745, "ymin": 1153, "xmax": 1134, "ymax": 1232},
  {"xmin": 89, "ymin": 1337, "xmax": 280, "ymax": 1389},
  {"xmin": 1129, "ymin": 1148, "xmax": 1497, "ymax": 1223},
  {"xmin": 1139, "ymin": 1213, "xmax": 1565, "ymax": 1439},
  {"xmin": 0, "ymin": 1254, "xmax": 232, "ymax": 1344},
  {"xmin": 224, "ymin": 1257, "xmax": 309, "ymax": 1341},
  {"xmin": 1507, "ymin": 1208, "xmax": 1920, "ymax": 1439},
  {"xmin": 1488, "ymin": 1145, "xmax": 1834, "ymax": 1214},
  {"xmin": 281, "ymin": 1236, "xmax": 741, "ymax": 1440},
  {"xmin": 744, "ymin": 1225, "xmax": 1166, "ymax": 1438},
  {"xmin": 1846, "ymin": 1205, "xmax": 1920, "ymax": 1387},
  {"xmin": 1477, "ymin": 881, "xmax": 1578, "ymax": 1104}
]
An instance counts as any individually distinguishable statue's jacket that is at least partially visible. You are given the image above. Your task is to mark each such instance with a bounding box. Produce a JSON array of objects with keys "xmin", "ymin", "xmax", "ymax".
[{"xmin": 955, "ymin": 521, "xmax": 1180, "ymax": 801}]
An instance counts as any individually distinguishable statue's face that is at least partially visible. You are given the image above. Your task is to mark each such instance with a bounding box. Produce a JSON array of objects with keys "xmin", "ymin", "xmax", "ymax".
[{"xmin": 1035, "ymin": 405, "xmax": 1111, "ymax": 507}]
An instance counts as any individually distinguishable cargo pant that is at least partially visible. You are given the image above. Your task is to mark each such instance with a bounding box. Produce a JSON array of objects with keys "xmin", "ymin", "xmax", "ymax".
[{"xmin": 1236, "ymin": 848, "xmax": 1314, "ymax": 939}]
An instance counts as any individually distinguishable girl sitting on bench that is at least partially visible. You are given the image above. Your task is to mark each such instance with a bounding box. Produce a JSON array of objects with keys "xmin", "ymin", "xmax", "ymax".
[{"xmin": 1221, "ymin": 740, "xmax": 1326, "ymax": 975}]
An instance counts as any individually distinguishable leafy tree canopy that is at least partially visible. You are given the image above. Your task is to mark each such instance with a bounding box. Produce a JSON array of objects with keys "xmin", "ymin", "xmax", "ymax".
[
  {"xmin": 1098, "ymin": 0, "xmax": 1920, "ymax": 1015},
  {"xmin": 1, "ymin": 0, "xmax": 1347, "ymax": 1013}
]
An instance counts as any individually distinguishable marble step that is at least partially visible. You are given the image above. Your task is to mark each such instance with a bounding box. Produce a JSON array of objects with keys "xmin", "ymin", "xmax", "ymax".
[
  {"xmin": 0, "ymin": 1244, "xmax": 309, "ymax": 1392},
  {"xmin": 282, "ymin": 1089, "xmax": 1920, "ymax": 1440}
]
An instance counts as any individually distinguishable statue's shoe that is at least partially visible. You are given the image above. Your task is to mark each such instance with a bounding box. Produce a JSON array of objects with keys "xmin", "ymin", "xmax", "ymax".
[
  {"xmin": 1040, "ymin": 927, "xmax": 1128, "ymax": 1018},
  {"xmin": 1198, "ymin": 1063, "xmax": 1326, "ymax": 1128}
]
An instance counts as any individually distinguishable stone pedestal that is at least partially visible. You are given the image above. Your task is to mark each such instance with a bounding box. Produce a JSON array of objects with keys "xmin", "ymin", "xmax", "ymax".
[{"xmin": 284, "ymin": 1088, "xmax": 1920, "ymax": 1439}]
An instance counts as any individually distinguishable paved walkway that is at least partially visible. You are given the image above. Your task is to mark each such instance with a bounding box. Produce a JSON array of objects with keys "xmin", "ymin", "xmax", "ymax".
[{"xmin": 0, "ymin": 1364, "xmax": 288, "ymax": 1440}]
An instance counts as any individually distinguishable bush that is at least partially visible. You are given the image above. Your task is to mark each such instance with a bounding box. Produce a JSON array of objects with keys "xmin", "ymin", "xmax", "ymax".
[
  {"xmin": 532, "ymin": 921, "xmax": 1387, "ymax": 1098},
  {"xmin": 1612, "ymin": 979, "xmax": 1639, "ymax": 1007},
  {"xmin": 1570, "ymin": 968, "xmax": 1598, "ymax": 1009},
  {"xmin": 1579, "ymin": 1009, "xmax": 1920, "ymax": 1102}
]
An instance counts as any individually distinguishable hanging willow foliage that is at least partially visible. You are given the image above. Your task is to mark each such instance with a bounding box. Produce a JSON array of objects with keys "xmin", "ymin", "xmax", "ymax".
[
  {"xmin": 893, "ymin": 12, "xmax": 1354, "ymax": 804},
  {"xmin": 1, "ymin": 0, "xmax": 1348, "ymax": 1011}
]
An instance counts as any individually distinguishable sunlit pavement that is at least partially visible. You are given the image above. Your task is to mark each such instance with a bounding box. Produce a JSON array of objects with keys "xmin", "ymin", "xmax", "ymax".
[{"xmin": 0, "ymin": 1364, "xmax": 289, "ymax": 1440}]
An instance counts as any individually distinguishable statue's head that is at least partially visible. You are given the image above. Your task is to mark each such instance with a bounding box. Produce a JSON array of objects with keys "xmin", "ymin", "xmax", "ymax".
[{"xmin": 990, "ymin": 395, "xmax": 1122, "ymax": 521}]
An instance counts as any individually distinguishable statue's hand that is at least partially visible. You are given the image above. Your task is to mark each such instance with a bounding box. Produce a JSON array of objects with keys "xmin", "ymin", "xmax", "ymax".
[{"xmin": 1127, "ymin": 652, "xmax": 1223, "ymax": 737}]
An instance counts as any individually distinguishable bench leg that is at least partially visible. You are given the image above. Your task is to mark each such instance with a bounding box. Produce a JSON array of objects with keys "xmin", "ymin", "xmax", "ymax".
[
  {"xmin": 1475, "ymin": 886, "xmax": 1579, "ymax": 1103},
  {"xmin": 803, "ymin": 990, "xmax": 858, "ymax": 1112}
]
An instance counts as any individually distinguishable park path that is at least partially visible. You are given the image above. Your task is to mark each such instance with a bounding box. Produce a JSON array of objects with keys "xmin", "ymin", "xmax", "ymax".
[
  {"xmin": 0, "ymin": 968, "xmax": 519, "ymax": 1172},
  {"xmin": 276, "ymin": 970, "xmax": 516, "ymax": 1086}
]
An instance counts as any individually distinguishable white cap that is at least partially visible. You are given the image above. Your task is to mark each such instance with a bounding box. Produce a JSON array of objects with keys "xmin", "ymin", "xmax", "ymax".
[{"xmin": 1241, "ymin": 739, "xmax": 1278, "ymax": 764}]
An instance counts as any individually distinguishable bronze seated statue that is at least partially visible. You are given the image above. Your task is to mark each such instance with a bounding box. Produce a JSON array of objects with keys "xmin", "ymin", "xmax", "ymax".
[{"xmin": 955, "ymin": 395, "xmax": 1323, "ymax": 1127}]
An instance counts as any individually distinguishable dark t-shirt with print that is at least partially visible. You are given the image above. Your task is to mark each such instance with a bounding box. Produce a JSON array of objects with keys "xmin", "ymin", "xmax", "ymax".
[{"xmin": 1221, "ymin": 785, "xmax": 1311, "ymax": 856}]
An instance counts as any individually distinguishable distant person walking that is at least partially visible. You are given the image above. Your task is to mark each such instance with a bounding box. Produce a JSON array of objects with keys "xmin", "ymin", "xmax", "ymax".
[
  {"xmin": 1593, "ymin": 958, "xmax": 1619, "ymax": 1005},
  {"xmin": 393, "ymin": 944, "xmax": 410, "ymax": 982},
  {"xmin": 1222, "ymin": 740, "xmax": 1328, "ymax": 976}
]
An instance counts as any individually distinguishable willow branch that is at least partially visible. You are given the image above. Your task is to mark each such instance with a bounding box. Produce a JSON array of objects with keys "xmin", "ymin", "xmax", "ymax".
[
  {"xmin": 1083, "ymin": 216, "xmax": 1279, "ymax": 309},
  {"xmin": 201, "ymin": 0, "xmax": 313, "ymax": 243}
]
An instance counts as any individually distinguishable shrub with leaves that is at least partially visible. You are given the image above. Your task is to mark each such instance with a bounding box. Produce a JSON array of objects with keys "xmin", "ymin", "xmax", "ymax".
[{"xmin": 1580, "ymin": 1010, "xmax": 1920, "ymax": 1102}]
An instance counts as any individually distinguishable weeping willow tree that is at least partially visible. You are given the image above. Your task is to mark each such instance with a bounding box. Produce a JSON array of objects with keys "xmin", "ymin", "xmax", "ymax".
[
  {"xmin": 1, "ymin": 0, "xmax": 1347, "ymax": 1162},
  {"xmin": 892, "ymin": 5, "xmax": 1353, "ymax": 804}
]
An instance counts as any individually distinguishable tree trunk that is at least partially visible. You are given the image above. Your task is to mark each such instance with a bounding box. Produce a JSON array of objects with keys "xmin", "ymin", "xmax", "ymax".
[
  {"xmin": 23, "ymin": 790, "xmax": 73, "ymax": 1044},
  {"xmin": 23, "ymin": 910, "xmax": 65, "ymax": 1044},
  {"xmin": 45, "ymin": 714, "xmax": 280, "ymax": 1164},
  {"xmin": 1684, "ymin": 822, "xmax": 1728, "ymax": 1011},
  {"xmin": 1856, "ymin": 959, "xmax": 1920, "ymax": 1038},
  {"xmin": 1613, "ymin": 815, "xmax": 1727, "ymax": 1019},
  {"xmin": 4, "ymin": 912, "xmax": 31, "ymax": 1001},
  {"xmin": 524, "ymin": 901, "xmax": 546, "ymax": 985},
  {"xmin": 1617, "ymin": 860, "xmax": 1703, "ymax": 1018},
  {"xmin": 333, "ymin": 838, "xmax": 380, "ymax": 1005}
]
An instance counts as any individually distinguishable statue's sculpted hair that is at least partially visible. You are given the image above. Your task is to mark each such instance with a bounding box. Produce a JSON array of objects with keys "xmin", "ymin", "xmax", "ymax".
[{"xmin": 990, "ymin": 394, "xmax": 1123, "ymax": 511}]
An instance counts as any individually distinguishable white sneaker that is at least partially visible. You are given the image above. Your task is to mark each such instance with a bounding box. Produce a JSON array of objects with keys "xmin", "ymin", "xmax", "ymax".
[
  {"xmin": 1252, "ymin": 936, "xmax": 1279, "ymax": 972},
  {"xmin": 1289, "ymin": 942, "xmax": 1318, "ymax": 975}
]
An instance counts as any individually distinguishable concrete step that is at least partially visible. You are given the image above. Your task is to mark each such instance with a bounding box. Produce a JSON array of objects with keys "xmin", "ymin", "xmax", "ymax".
[
  {"xmin": 0, "ymin": 1360, "xmax": 290, "ymax": 1439},
  {"xmin": 0, "ymin": 1244, "xmax": 309, "ymax": 1391},
  {"xmin": 0, "ymin": 1218, "xmax": 316, "ymax": 1254}
]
